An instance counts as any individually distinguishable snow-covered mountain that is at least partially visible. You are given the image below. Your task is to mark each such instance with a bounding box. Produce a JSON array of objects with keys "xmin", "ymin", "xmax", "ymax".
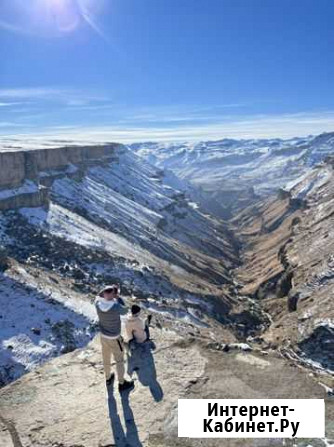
[{"xmin": 131, "ymin": 132, "xmax": 334, "ymax": 215}]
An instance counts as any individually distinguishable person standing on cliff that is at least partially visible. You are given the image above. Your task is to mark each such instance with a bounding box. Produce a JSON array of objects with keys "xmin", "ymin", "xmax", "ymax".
[{"xmin": 95, "ymin": 284, "xmax": 134, "ymax": 392}]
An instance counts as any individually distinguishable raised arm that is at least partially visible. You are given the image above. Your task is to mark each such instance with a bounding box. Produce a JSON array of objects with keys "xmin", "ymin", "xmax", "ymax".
[{"xmin": 117, "ymin": 297, "xmax": 128, "ymax": 315}]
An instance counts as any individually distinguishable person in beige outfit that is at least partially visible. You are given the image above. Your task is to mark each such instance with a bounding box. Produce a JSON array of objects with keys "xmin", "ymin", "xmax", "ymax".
[
  {"xmin": 95, "ymin": 285, "xmax": 134, "ymax": 392},
  {"xmin": 125, "ymin": 304, "xmax": 152, "ymax": 347}
]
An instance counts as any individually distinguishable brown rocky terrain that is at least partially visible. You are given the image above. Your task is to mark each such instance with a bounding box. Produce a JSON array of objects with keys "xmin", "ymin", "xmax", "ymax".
[
  {"xmin": 0, "ymin": 325, "xmax": 333, "ymax": 447},
  {"xmin": 234, "ymin": 159, "xmax": 334, "ymax": 373}
]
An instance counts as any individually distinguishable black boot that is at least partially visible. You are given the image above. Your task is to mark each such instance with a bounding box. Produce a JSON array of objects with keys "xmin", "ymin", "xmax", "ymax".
[
  {"xmin": 118, "ymin": 379, "xmax": 134, "ymax": 392},
  {"xmin": 106, "ymin": 373, "xmax": 115, "ymax": 386}
]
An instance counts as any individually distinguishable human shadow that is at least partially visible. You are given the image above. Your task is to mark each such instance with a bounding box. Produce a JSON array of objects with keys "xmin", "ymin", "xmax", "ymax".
[
  {"xmin": 107, "ymin": 377, "xmax": 143, "ymax": 447},
  {"xmin": 127, "ymin": 341, "xmax": 164, "ymax": 402}
]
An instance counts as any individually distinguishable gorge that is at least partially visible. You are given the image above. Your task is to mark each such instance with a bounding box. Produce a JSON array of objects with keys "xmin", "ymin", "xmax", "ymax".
[{"xmin": 0, "ymin": 135, "xmax": 333, "ymax": 447}]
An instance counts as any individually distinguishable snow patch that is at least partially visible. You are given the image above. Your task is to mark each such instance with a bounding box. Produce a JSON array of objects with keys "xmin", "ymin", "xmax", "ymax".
[{"xmin": 0, "ymin": 274, "xmax": 94, "ymax": 385}]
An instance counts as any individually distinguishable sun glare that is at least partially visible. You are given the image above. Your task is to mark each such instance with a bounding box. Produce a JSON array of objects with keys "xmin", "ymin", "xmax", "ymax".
[{"xmin": 0, "ymin": 0, "xmax": 107, "ymax": 38}]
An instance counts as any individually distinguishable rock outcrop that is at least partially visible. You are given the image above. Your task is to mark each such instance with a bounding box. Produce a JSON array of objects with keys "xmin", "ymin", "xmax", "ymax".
[
  {"xmin": 0, "ymin": 143, "xmax": 122, "ymax": 210},
  {"xmin": 0, "ymin": 327, "xmax": 333, "ymax": 447},
  {"xmin": 0, "ymin": 144, "xmax": 122, "ymax": 188}
]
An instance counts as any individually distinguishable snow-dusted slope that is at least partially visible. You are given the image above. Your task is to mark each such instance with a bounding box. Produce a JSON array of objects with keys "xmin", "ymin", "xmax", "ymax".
[
  {"xmin": 43, "ymin": 148, "xmax": 237, "ymax": 270},
  {"xmin": 0, "ymin": 273, "xmax": 95, "ymax": 385},
  {"xmin": 0, "ymin": 144, "xmax": 246, "ymax": 385},
  {"xmin": 131, "ymin": 132, "xmax": 334, "ymax": 212}
]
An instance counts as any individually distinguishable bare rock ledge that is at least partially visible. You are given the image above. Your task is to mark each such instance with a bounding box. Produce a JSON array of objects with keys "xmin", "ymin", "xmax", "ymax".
[{"xmin": 0, "ymin": 328, "xmax": 333, "ymax": 447}]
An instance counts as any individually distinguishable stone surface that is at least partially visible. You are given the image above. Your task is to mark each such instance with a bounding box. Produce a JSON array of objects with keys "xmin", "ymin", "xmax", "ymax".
[
  {"xmin": 0, "ymin": 143, "xmax": 121, "ymax": 192},
  {"xmin": 0, "ymin": 328, "xmax": 333, "ymax": 447}
]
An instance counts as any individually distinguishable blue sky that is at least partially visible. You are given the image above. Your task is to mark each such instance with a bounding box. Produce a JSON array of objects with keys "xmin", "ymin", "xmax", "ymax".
[{"xmin": 0, "ymin": 0, "xmax": 334, "ymax": 142}]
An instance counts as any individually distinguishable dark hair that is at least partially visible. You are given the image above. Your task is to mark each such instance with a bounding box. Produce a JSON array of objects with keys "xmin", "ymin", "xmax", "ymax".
[
  {"xmin": 131, "ymin": 304, "xmax": 141, "ymax": 315},
  {"xmin": 105, "ymin": 286, "xmax": 118, "ymax": 294}
]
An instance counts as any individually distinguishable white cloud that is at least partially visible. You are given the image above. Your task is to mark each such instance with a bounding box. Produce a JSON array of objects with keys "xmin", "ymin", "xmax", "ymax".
[
  {"xmin": 0, "ymin": 87, "xmax": 104, "ymax": 101},
  {"xmin": 1, "ymin": 110, "xmax": 334, "ymax": 144},
  {"xmin": 0, "ymin": 122, "xmax": 26, "ymax": 127},
  {"xmin": 0, "ymin": 102, "xmax": 24, "ymax": 107},
  {"xmin": 0, "ymin": 88, "xmax": 62, "ymax": 99}
]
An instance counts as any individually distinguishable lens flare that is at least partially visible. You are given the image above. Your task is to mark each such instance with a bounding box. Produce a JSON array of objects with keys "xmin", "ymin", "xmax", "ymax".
[{"xmin": 0, "ymin": 0, "xmax": 107, "ymax": 38}]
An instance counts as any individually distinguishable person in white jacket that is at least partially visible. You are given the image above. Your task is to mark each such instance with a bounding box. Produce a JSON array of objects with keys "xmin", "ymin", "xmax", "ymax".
[{"xmin": 125, "ymin": 304, "xmax": 151, "ymax": 345}]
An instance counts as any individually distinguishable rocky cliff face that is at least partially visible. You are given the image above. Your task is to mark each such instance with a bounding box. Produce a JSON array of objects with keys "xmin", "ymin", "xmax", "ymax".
[
  {"xmin": 0, "ymin": 143, "xmax": 122, "ymax": 210},
  {"xmin": 233, "ymin": 159, "xmax": 334, "ymax": 373}
]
